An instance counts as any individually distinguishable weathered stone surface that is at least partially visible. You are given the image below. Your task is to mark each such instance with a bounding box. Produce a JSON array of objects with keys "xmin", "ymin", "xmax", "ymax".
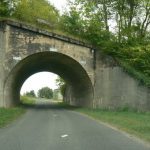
[{"xmin": 94, "ymin": 52, "xmax": 150, "ymax": 111}]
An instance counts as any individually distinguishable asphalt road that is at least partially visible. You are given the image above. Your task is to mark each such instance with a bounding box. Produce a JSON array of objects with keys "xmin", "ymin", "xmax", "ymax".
[{"xmin": 0, "ymin": 102, "xmax": 149, "ymax": 150}]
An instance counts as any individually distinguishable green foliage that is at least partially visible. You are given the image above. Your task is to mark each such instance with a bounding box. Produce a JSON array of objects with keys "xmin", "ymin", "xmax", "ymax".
[
  {"xmin": 12, "ymin": 0, "xmax": 59, "ymax": 27},
  {"xmin": 60, "ymin": 0, "xmax": 150, "ymax": 87},
  {"xmin": 61, "ymin": 0, "xmax": 150, "ymax": 44},
  {"xmin": 38, "ymin": 87, "xmax": 53, "ymax": 99},
  {"xmin": 59, "ymin": 1, "xmax": 111, "ymax": 45},
  {"xmin": 115, "ymin": 45, "xmax": 150, "ymax": 86},
  {"xmin": 0, "ymin": 0, "xmax": 19, "ymax": 17},
  {"xmin": 0, "ymin": 0, "xmax": 59, "ymax": 30},
  {"xmin": 0, "ymin": 0, "xmax": 10, "ymax": 17},
  {"xmin": 55, "ymin": 77, "xmax": 66, "ymax": 96},
  {"xmin": 118, "ymin": 59, "xmax": 150, "ymax": 87},
  {"xmin": 24, "ymin": 90, "xmax": 36, "ymax": 97},
  {"xmin": 0, "ymin": 107, "xmax": 25, "ymax": 127},
  {"xmin": 60, "ymin": 10, "xmax": 83, "ymax": 36}
]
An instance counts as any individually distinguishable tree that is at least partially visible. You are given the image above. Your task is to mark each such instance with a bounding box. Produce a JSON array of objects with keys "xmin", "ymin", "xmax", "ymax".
[
  {"xmin": 38, "ymin": 87, "xmax": 53, "ymax": 99},
  {"xmin": 62, "ymin": 0, "xmax": 150, "ymax": 44},
  {"xmin": 112, "ymin": 0, "xmax": 140, "ymax": 43},
  {"xmin": 0, "ymin": 0, "xmax": 10, "ymax": 17},
  {"xmin": 0, "ymin": 0, "xmax": 18, "ymax": 17},
  {"xmin": 55, "ymin": 77, "xmax": 66, "ymax": 97},
  {"xmin": 138, "ymin": 0, "xmax": 150, "ymax": 39},
  {"xmin": 24, "ymin": 90, "xmax": 36, "ymax": 97},
  {"xmin": 60, "ymin": 0, "xmax": 114, "ymax": 51}
]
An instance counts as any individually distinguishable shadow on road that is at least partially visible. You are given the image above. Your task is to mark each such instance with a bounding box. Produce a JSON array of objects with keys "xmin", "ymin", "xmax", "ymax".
[{"xmin": 20, "ymin": 102, "xmax": 79, "ymax": 110}]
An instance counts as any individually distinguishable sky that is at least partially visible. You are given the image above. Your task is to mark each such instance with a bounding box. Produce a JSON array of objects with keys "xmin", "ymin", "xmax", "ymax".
[
  {"xmin": 21, "ymin": 0, "xmax": 68, "ymax": 95},
  {"xmin": 20, "ymin": 72, "xmax": 59, "ymax": 95},
  {"xmin": 49, "ymin": 0, "xmax": 68, "ymax": 13}
]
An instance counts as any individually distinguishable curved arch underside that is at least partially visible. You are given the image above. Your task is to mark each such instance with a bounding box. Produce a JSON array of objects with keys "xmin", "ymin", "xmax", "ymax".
[{"xmin": 4, "ymin": 52, "xmax": 94, "ymax": 107}]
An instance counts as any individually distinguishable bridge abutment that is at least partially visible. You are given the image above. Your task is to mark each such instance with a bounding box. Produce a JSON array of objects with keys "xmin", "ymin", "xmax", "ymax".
[
  {"xmin": 93, "ymin": 52, "xmax": 150, "ymax": 111},
  {"xmin": 0, "ymin": 22, "xmax": 6, "ymax": 107}
]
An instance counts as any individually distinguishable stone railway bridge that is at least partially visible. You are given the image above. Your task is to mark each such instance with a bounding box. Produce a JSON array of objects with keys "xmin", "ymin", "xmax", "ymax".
[{"xmin": 0, "ymin": 20, "xmax": 150, "ymax": 111}]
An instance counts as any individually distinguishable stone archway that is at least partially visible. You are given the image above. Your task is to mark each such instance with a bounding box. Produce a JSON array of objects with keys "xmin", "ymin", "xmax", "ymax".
[{"xmin": 3, "ymin": 51, "xmax": 94, "ymax": 107}]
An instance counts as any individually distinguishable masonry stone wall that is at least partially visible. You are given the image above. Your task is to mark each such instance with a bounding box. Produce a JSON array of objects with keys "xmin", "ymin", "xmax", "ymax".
[
  {"xmin": 4, "ymin": 24, "xmax": 94, "ymax": 82},
  {"xmin": 94, "ymin": 52, "xmax": 150, "ymax": 111},
  {"xmin": 0, "ymin": 25, "xmax": 5, "ymax": 106}
]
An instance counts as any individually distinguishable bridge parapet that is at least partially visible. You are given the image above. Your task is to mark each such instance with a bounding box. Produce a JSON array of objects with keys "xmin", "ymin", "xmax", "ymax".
[{"xmin": 0, "ymin": 19, "xmax": 93, "ymax": 48}]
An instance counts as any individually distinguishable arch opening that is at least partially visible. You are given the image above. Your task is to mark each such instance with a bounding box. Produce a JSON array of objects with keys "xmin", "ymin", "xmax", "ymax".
[
  {"xmin": 4, "ymin": 52, "xmax": 94, "ymax": 107},
  {"xmin": 20, "ymin": 72, "xmax": 63, "ymax": 104},
  {"xmin": 20, "ymin": 72, "xmax": 59, "ymax": 96}
]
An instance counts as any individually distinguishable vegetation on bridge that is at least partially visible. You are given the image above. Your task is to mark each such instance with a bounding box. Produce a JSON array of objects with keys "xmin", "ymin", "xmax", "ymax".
[
  {"xmin": 60, "ymin": 0, "xmax": 150, "ymax": 87},
  {"xmin": 0, "ymin": 0, "xmax": 59, "ymax": 28},
  {"xmin": 0, "ymin": 0, "xmax": 85, "ymax": 41}
]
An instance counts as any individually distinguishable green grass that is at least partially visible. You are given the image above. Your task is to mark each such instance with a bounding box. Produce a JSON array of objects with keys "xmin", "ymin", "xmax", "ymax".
[
  {"xmin": 20, "ymin": 96, "xmax": 36, "ymax": 105},
  {"xmin": 0, "ymin": 17, "xmax": 88, "ymax": 44},
  {"xmin": 0, "ymin": 107, "xmax": 25, "ymax": 128},
  {"xmin": 0, "ymin": 96, "xmax": 35, "ymax": 128},
  {"xmin": 75, "ymin": 108, "xmax": 150, "ymax": 143}
]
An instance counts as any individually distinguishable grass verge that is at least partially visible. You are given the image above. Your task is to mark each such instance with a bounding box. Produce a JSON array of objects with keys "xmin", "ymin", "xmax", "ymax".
[
  {"xmin": 74, "ymin": 108, "xmax": 150, "ymax": 143},
  {"xmin": 20, "ymin": 96, "xmax": 36, "ymax": 105},
  {"xmin": 0, "ymin": 107, "xmax": 25, "ymax": 128}
]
